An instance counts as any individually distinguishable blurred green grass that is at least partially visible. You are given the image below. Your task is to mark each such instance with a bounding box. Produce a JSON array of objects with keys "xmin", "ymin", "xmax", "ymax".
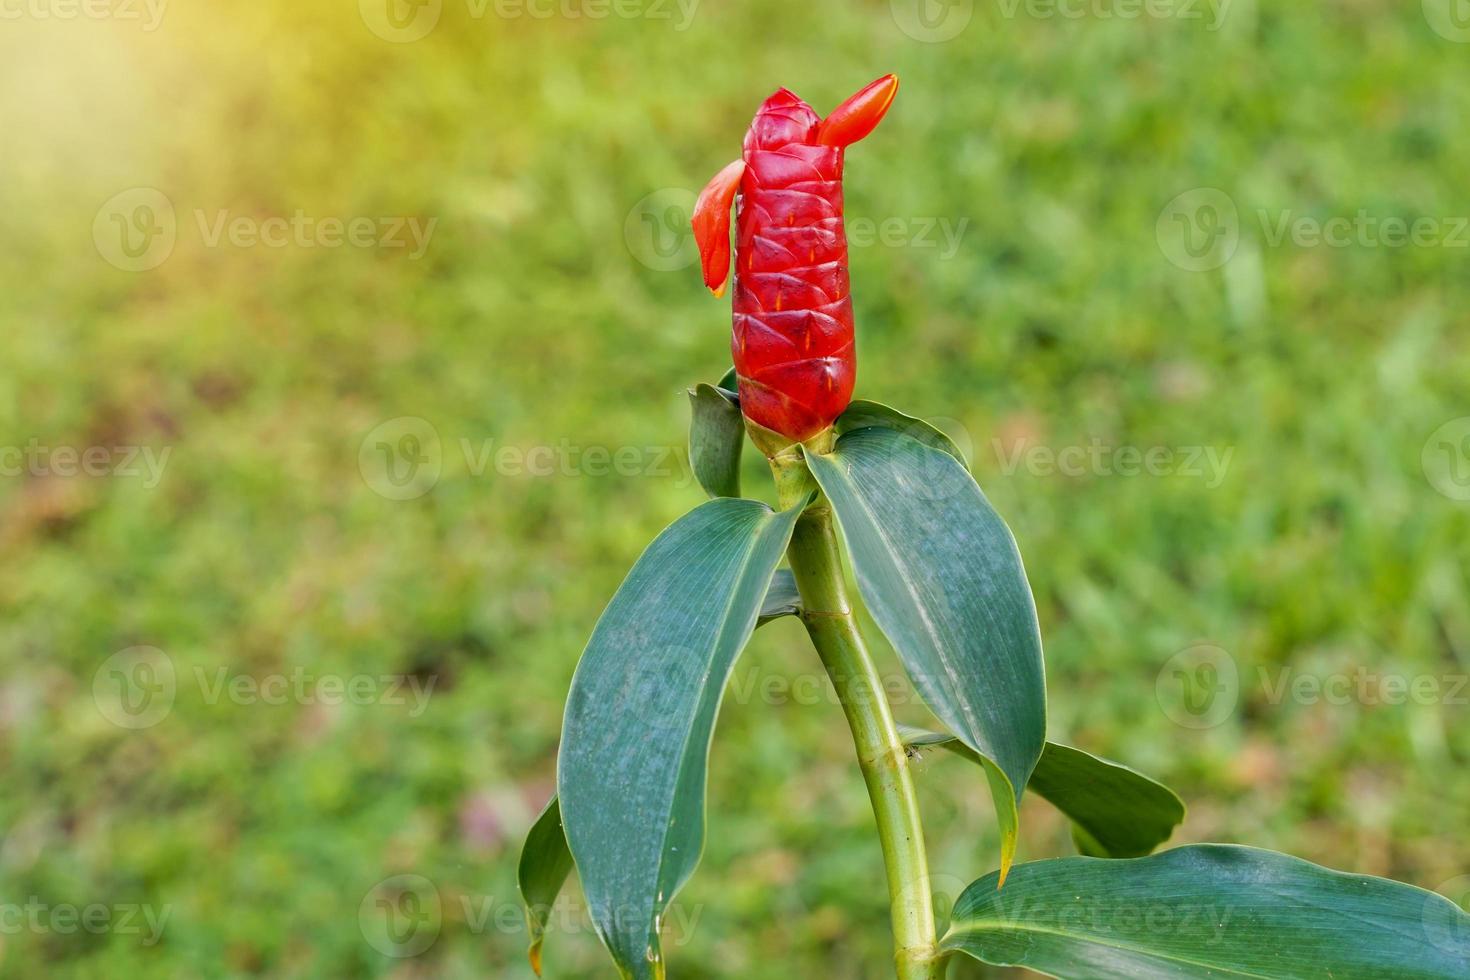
[{"xmin": 1, "ymin": 1, "xmax": 1467, "ymax": 976}]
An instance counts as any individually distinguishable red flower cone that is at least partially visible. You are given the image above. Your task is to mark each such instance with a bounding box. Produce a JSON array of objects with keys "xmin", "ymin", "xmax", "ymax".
[{"xmin": 692, "ymin": 75, "xmax": 899, "ymax": 442}]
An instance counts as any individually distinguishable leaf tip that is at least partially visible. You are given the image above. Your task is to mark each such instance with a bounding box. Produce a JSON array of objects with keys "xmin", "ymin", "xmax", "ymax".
[
  {"xmin": 528, "ymin": 939, "xmax": 544, "ymax": 977},
  {"xmin": 996, "ymin": 833, "xmax": 1017, "ymax": 889}
]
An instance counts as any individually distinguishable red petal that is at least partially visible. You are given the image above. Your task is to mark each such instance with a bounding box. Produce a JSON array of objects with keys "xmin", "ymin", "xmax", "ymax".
[
  {"xmin": 691, "ymin": 159, "xmax": 745, "ymax": 296},
  {"xmin": 816, "ymin": 74, "xmax": 900, "ymax": 148}
]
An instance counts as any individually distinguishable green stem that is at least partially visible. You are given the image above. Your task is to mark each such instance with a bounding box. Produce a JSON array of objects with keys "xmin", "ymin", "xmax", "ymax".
[{"xmin": 770, "ymin": 438, "xmax": 946, "ymax": 980}]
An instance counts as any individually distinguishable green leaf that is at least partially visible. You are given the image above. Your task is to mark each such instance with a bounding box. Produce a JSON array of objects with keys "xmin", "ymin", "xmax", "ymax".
[
  {"xmin": 942, "ymin": 844, "xmax": 1470, "ymax": 979},
  {"xmin": 687, "ymin": 383, "xmax": 744, "ymax": 499},
  {"xmin": 836, "ymin": 399, "xmax": 969, "ymax": 468},
  {"xmin": 524, "ymin": 566, "xmax": 803, "ymax": 973},
  {"xmin": 716, "ymin": 365, "xmax": 738, "ymax": 393},
  {"xmin": 1030, "ymin": 743, "xmax": 1184, "ymax": 859},
  {"xmin": 757, "ymin": 569, "xmax": 801, "ymax": 626},
  {"xmin": 900, "ymin": 727, "xmax": 1184, "ymax": 859},
  {"xmin": 806, "ymin": 427, "xmax": 1046, "ymax": 880},
  {"xmin": 518, "ymin": 796, "xmax": 574, "ymax": 976},
  {"xmin": 558, "ymin": 497, "xmax": 804, "ymax": 979}
]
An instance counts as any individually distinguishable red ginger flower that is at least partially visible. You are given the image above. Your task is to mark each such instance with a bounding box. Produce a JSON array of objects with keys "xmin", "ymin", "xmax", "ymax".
[{"xmin": 692, "ymin": 75, "xmax": 900, "ymax": 442}]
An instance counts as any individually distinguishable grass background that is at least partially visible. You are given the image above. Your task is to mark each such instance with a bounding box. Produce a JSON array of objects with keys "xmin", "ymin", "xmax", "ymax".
[{"xmin": 1, "ymin": 0, "xmax": 1467, "ymax": 976}]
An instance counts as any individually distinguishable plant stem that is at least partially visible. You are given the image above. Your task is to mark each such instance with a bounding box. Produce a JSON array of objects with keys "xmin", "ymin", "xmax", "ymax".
[{"xmin": 771, "ymin": 439, "xmax": 946, "ymax": 980}]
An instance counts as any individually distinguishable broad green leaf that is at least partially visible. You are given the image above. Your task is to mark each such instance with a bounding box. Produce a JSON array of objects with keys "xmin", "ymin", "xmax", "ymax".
[
  {"xmin": 942, "ymin": 844, "xmax": 1470, "ymax": 979},
  {"xmin": 900, "ymin": 727, "xmax": 1184, "ymax": 859},
  {"xmin": 757, "ymin": 569, "xmax": 801, "ymax": 626},
  {"xmin": 518, "ymin": 796, "xmax": 574, "ymax": 976},
  {"xmin": 1031, "ymin": 743, "xmax": 1184, "ymax": 859},
  {"xmin": 836, "ymin": 399, "xmax": 968, "ymax": 468},
  {"xmin": 687, "ymin": 383, "xmax": 744, "ymax": 499},
  {"xmin": 716, "ymin": 365, "xmax": 738, "ymax": 393},
  {"xmin": 558, "ymin": 497, "xmax": 803, "ymax": 979},
  {"xmin": 806, "ymin": 427, "xmax": 1046, "ymax": 880},
  {"xmin": 518, "ymin": 564, "xmax": 803, "ymax": 972}
]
